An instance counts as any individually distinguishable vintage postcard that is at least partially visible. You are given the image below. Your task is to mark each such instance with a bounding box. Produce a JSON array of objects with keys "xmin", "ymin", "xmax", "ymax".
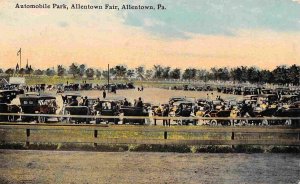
[{"xmin": 0, "ymin": 0, "xmax": 299, "ymax": 183}]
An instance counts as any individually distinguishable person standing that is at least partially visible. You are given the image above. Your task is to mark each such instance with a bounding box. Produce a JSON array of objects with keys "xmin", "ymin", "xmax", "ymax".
[
  {"xmin": 103, "ymin": 90, "xmax": 106, "ymax": 99},
  {"xmin": 124, "ymin": 98, "xmax": 129, "ymax": 106},
  {"xmin": 83, "ymin": 96, "xmax": 89, "ymax": 107},
  {"xmin": 136, "ymin": 97, "xmax": 143, "ymax": 108},
  {"xmin": 163, "ymin": 105, "xmax": 170, "ymax": 126}
]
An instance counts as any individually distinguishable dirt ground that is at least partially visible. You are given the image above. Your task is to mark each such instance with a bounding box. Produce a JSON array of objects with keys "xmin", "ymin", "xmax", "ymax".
[
  {"xmin": 11, "ymin": 88, "xmax": 243, "ymax": 107},
  {"xmin": 0, "ymin": 150, "xmax": 299, "ymax": 184},
  {"xmin": 79, "ymin": 88, "xmax": 243, "ymax": 105}
]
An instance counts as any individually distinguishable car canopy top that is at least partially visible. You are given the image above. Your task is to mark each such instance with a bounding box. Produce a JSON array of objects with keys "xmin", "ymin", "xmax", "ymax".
[{"xmin": 62, "ymin": 92, "xmax": 81, "ymax": 97}]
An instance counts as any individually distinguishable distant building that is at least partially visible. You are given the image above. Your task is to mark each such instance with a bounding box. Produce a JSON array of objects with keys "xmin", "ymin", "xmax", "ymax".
[{"xmin": 0, "ymin": 78, "xmax": 9, "ymax": 86}]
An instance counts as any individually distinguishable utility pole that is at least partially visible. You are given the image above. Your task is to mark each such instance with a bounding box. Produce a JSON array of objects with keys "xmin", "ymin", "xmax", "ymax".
[{"xmin": 107, "ymin": 64, "xmax": 110, "ymax": 92}]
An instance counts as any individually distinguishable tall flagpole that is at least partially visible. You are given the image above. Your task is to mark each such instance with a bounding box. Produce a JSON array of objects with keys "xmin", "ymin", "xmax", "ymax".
[{"xmin": 19, "ymin": 48, "xmax": 22, "ymax": 68}]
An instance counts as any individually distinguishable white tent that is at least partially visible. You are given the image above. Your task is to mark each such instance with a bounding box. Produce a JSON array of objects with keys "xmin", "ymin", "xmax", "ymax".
[{"xmin": 9, "ymin": 77, "xmax": 25, "ymax": 85}]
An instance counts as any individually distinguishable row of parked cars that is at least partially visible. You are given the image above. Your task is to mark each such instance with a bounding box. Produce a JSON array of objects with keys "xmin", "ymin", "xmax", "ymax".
[
  {"xmin": 152, "ymin": 94, "xmax": 300, "ymax": 126},
  {"xmin": 0, "ymin": 89, "xmax": 299, "ymax": 126},
  {"xmin": 57, "ymin": 82, "xmax": 135, "ymax": 92},
  {"xmin": 0, "ymin": 90, "xmax": 149, "ymax": 124},
  {"xmin": 60, "ymin": 93, "xmax": 148, "ymax": 124}
]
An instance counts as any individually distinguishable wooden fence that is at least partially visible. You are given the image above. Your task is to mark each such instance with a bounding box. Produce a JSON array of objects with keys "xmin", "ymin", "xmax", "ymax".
[{"xmin": 0, "ymin": 122, "xmax": 299, "ymax": 147}]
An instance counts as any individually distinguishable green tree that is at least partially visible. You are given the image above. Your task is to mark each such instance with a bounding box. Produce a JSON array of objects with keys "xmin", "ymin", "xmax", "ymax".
[
  {"xmin": 57, "ymin": 65, "xmax": 66, "ymax": 76},
  {"xmin": 170, "ymin": 68, "xmax": 181, "ymax": 79},
  {"xmin": 196, "ymin": 69, "xmax": 208, "ymax": 81},
  {"xmin": 5, "ymin": 68, "xmax": 14, "ymax": 76},
  {"xmin": 240, "ymin": 66, "xmax": 248, "ymax": 82},
  {"xmin": 247, "ymin": 67, "xmax": 260, "ymax": 83},
  {"xmin": 135, "ymin": 66, "xmax": 145, "ymax": 79},
  {"xmin": 182, "ymin": 68, "xmax": 197, "ymax": 81},
  {"xmin": 287, "ymin": 64, "xmax": 300, "ymax": 85},
  {"xmin": 210, "ymin": 67, "xmax": 218, "ymax": 80},
  {"xmin": 18, "ymin": 68, "xmax": 26, "ymax": 76},
  {"xmin": 162, "ymin": 67, "xmax": 170, "ymax": 79},
  {"xmin": 145, "ymin": 69, "xmax": 153, "ymax": 79},
  {"xmin": 272, "ymin": 65, "xmax": 289, "ymax": 85},
  {"xmin": 102, "ymin": 71, "xmax": 108, "ymax": 79},
  {"xmin": 45, "ymin": 68, "xmax": 55, "ymax": 76},
  {"xmin": 33, "ymin": 69, "xmax": 44, "ymax": 75},
  {"xmin": 68, "ymin": 63, "xmax": 79, "ymax": 78},
  {"xmin": 85, "ymin": 68, "xmax": 95, "ymax": 78},
  {"xmin": 95, "ymin": 69, "xmax": 101, "ymax": 79},
  {"xmin": 109, "ymin": 68, "xmax": 116, "ymax": 78},
  {"xmin": 126, "ymin": 69, "xmax": 135, "ymax": 78},
  {"xmin": 79, "ymin": 64, "xmax": 86, "ymax": 78},
  {"xmin": 260, "ymin": 69, "xmax": 273, "ymax": 84},
  {"xmin": 153, "ymin": 65, "xmax": 163, "ymax": 79},
  {"xmin": 115, "ymin": 65, "xmax": 127, "ymax": 79},
  {"xmin": 218, "ymin": 67, "xmax": 230, "ymax": 81},
  {"xmin": 230, "ymin": 67, "xmax": 242, "ymax": 82}
]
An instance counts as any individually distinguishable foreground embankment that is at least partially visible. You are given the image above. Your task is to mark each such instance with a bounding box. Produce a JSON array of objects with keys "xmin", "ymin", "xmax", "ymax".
[{"xmin": 0, "ymin": 150, "xmax": 299, "ymax": 184}]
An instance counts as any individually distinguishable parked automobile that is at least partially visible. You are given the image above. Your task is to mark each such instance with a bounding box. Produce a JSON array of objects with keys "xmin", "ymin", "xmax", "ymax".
[
  {"xmin": 94, "ymin": 99, "xmax": 120, "ymax": 124},
  {"xmin": 169, "ymin": 100, "xmax": 196, "ymax": 125},
  {"xmin": 0, "ymin": 90, "xmax": 19, "ymax": 103},
  {"xmin": 64, "ymin": 106, "xmax": 90, "ymax": 124},
  {"xmin": 119, "ymin": 106, "xmax": 148, "ymax": 125},
  {"xmin": 19, "ymin": 95, "xmax": 57, "ymax": 122}
]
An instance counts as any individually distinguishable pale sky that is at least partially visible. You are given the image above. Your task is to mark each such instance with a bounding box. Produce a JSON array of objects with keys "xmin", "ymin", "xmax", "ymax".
[{"xmin": 0, "ymin": 0, "xmax": 300, "ymax": 70}]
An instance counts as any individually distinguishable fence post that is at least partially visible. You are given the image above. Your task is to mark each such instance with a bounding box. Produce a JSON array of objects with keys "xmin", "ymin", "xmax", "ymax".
[
  {"xmin": 231, "ymin": 131, "xmax": 235, "ymax": 149},
  {"xmin": 94, "ymin": 130, "xmax": 98, "ymax": 147},
  {"xmin": 26, "ymin": 129, "xmax": 30, "ymax": 147},
  {"xmin": 164, "ymin": 131, "xmax": 168, "ymax": 140}
]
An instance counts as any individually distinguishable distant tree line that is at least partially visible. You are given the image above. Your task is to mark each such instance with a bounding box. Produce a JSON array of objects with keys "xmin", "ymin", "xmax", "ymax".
[{"xmin": 0, "ymin": 63, "xmax": 299, "ymax": 85}]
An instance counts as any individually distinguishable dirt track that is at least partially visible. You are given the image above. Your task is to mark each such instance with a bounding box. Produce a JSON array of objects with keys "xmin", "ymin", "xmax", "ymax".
[
  {"xmin": 0, "ymin": 150, "xmax": 299, "ymax": 184},
  {"xmin": 11, "ymin": 88, "xmax": 242, "ymax": 106}
]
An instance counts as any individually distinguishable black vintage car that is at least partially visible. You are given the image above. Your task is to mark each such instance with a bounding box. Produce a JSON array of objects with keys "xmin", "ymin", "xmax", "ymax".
[
  {"xmin": 275, "ymin": 107, "xmax": 300, "ymax": 127},
  {"xmin": 0, "ymin": 103, "xmax": 20, "ymax": 122},
  {"xmin": 0, "ymin": 90, "xmax": 19, "ymax": 103},
  {"xmin": 126, "ymin": 82, "xmax": 135, "ymax": 89},
  {"xmin": 119, "ymin": 106, "xmax": 148, "ymax": 125},
  {"xmin": 169, "ymin": 101, "xmax": 196, "ymax": 125},
  {"xmin": 94, "ymin": 99, "xmax": 120, "ymax": 124},
  {"xmin": 169, "ymin": 96, "xmax": 186, "ymax": 106},
  {"xmin": 257, "ymin": 94, "xmax": 278, "ymax": 104},
  {"xmin": 19, "ymin": 95, "xmax": 57, "ymax": 122},
  {"xmin": 210, "ymin": 110, "xmax": 232, "ymax": 126},
  {"xmin": 61, "ymin": 93, "xmax": 91, "ymax": 124},
  {"xmin": 0, "ymin": 90, "xmax": 21, "ymax": 122},
  {"xmin": 64, "ymin": 83, "xmax": 80, "ymax": 91},
  {"xmin": 80, "ymin": 83, "xmax": 93, "ymax": 90},
  {"xmin": 61, "ymin": 92, "xmax": 81, "ymax": 106},
  {"xmin": 64, "ymin": 106, "xmax": 90, "ymax": 124}
]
